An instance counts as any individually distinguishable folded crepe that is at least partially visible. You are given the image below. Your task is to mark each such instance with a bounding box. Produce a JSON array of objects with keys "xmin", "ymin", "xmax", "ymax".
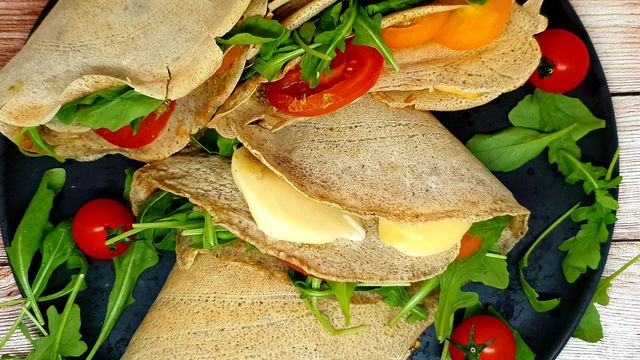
[
  {"xmin": 371, "ymin": 0, "xmax": 547, "ymax": 111},
  {"xmin": 132, "ymin": 96, "xmax": 529, "ymax": 283},
  {"xmin": 0, "ymin": 0, "xmax": 263, "ymax": 161},
  {"xmin": 122, "ymin": 243, "xmax": 433, "ymax": 360},
  {"xmin": 210, "ymin": 0, "xmax": 546, "ymax": 131}
]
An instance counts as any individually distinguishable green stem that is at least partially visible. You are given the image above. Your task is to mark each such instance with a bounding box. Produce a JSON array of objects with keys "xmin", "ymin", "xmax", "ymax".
[
  {"xmin": 357, "ymin": 282, "xmax": 411, "ymax": 288},
  {"xmin": 606, "ymin": 147, "xmax": 621, "ymax": 181},
  {"xmin": 105, "ymin": 220, "xmax": 203, "ymax": 245},
  {"xmin": 50, "ymin": 273, "xmax": 85, "ymax": 360},
  {"xmin": 389, "ymin": 277, "xmax": 439, "ymax": 327},
  {"xmin": 24, "ymin": 307, "xmax": 47, "ymax": 336},
  {"xmin": 560, "ymin": 150, "xmax": 600, "ymax": 191},
  {"xmin": 292, "ymin": 31, "xmax": 332, "ymax": 61},
  {"xmin": 440, "ymin": 339, "xmax": 451, "ymax": 360},
  {"xmin": 485, "ymin": 252, "xmax": 507, "ymax": 260},
  {"xmin": 521, "ymin": 202, "xmax": 581, "ymax": 268}
]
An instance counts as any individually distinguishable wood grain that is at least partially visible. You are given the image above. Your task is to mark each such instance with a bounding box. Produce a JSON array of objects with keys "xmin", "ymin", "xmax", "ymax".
[
  {"xmin": 570, "ymin": 0, "xmax": 640, "ymax": 94},
  {"xmin": 0, "ymin": 0, "xmax": 46, "ymax": 67},
  {"xmin": 558, "ymin": 241, "xmax": 640, "ymax": 360}
]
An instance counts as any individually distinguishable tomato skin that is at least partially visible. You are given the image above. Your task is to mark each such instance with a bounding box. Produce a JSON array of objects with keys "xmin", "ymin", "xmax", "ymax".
[
  {"xmin": 450, "ymin": 315, "xmax": 516, "ymax": 360},
  {"xmin": 433, "ymin": 0, "xmax": 513, "ymax": 51},
  {"xmin": 264, "ymin": 39, "xmax": 384, "ymax": 117},
  {"xmin": 72, "ymin": 199, "xmax": 133, "ymax": 260},
  {"xmin": 278, "ymin": 259, "xmax": 312, "ymax": 277},
  {"xmin": 455, "ymin": 233, "xmax": 484, "ymax": 261},
  {"xmin": 382, "ymin": 11, "xmax": 450, "ymax": 49},
  {"xmin": 94, "ymin": 100, "xmax": 176, "ymax": 149},
  {"xmin": 529, "ymin": 29, "xmax": 590, "ymax": 94}
]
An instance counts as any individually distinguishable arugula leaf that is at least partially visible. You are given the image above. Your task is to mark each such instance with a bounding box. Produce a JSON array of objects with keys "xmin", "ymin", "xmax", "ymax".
[
  {"xmin": 466, "ymin": 126, "xmax": 576, "ymax": 172},
  {"xmin": 6, "ymin": 168, "xmax": 66, "ymax": 325},
  {"xmin": 434, "ymin": 216, "xmax": 510, "ymax": 342},
  {"xmin": 86, "ymin": 241, "xmax": 159, "ymax": 360},
  {"xmin": 509, "ymin": 89, "xmax": 606, "ymax": 141},
  {"xmin": 32, "ymin": 221, "xmax": 76, "ymax": 299},
  {"xmin": 191, "ymin": 129, "xmax": 241, "ymax": 158},
  {"xmin": 353, "ymin": 7, "xmax": 399, "ymax": 70},
  {"xmin": 27, "ymin": 274, "xmax": 87, "ymax": 360},
  {"xmin": 56, "ymin": 86, "xmax": 163, "ymax": 131},
  {"xmin": 573, "ymin": 254, "xmax": 640, "ymax": 342},
  {"xmin": 123, "ymin": 167, "xmax": 136, "ymax": 206},
  {"xmin": 364, "ymin": 0, "xmax": 425, "ymax": 15},
  {"xmin": 252, "ymin": 47, "xmax": 308, "ymax": 80},
  {"xmin": 558, "ymin": 150, "xmax": 621, "ymax": 283},
  {"xmin": 519, "ymin": 204, "xmax": 580, "ymax": 312},
  {"xmin": 327, "ymin": 281, "xmax": 358, "ymax": 327},
  {"xmin": 300, "ymin": 1, "xmax": 357, "ymax": 88},
  {"xmin": 18, "ymin": 127, "xmax": 65, "ymax": 163},
  {"xmin": 217, "ymin": 17, "xmax": 288, "ymax": 45},
  {"xmin": 388, "ymin": 278, "xmax": 438, "ymax": 327},
  {"xmin": 377, "ymin": 287, "xmax": 428, "ymax": 324}
]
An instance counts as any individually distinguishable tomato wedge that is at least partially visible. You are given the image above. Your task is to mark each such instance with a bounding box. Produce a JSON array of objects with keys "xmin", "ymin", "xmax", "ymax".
[
  {"xmin": 94, "ymin": 100, "xmax": 176, "ymax": 149},
  {"xmin": 455, "ymin": 233, "xmax": 484, "ymax": 261},
  {"xmin": 263, "ymin": 39, "xmax": 384, "ymax": 117},
  {"xmin": 382, "ymin": 11, "xmax": 450, "ymax": 49},
  {"xmin": 433, "ymin": 0, "xmax": 513, "ymax": 51}
]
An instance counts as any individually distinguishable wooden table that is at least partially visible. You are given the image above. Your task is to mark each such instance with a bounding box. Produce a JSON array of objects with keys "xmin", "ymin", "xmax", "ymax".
[{"xmin": 0, "ymin": 0, "xmax": 638, "ymax": 358}]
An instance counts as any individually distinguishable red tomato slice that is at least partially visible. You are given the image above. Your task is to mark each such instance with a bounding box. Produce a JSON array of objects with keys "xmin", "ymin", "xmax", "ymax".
[
  {"xmin": 450, "ymin": 315, "xmax": 517, "ymax": 360},
  {"xmin": 263, "ymin": 39, "xmax": 384, "ymax": 117},
  {"xmin": 529, "ymin": 29, "xmax": 590, "ymax": 93},
  {"xmin": 94, "ymin": 100, "xmax": 176, "ymax": 149},
  {"xmin": 72, "ymin": 198, "xmax": 133, "ymax": 260}
]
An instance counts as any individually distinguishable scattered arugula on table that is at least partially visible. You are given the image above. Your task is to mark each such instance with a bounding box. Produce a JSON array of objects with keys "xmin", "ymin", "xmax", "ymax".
[
  {"xmin": 467, "ymin": 89, "xmax": 621, "ymax": 284},
  {"xmin": 573, "ymin": 254, "xmax": 640, "ymax": 343},
  {"xmin": 218, "ymin": 0, "xmax": 398, "ymax": 87},
  {"xmin": 56, "ymin": 86, "xmax": 164, "ymax": 132}
]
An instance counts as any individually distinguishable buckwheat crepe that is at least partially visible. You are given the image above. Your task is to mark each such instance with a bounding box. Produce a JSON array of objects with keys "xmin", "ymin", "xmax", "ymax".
[
  {"xmin": 0, "ymin": 0, "xmax": 261, "ymax": 161},
  {"xmin": 132, "ymin": 96, "xmax": 529, "ymax": 283},
  {"xmin": 122, "ymin": 243, "xmax": 433, "ymax": 360},
  {"xmin": 211, "ymin": 0, "xmax": 545, "ymax": 130}
]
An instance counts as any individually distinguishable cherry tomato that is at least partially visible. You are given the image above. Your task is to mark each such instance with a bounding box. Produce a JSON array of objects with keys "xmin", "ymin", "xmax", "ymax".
[
  {"xmin": 264, "ymin": 39, "xmax": 384, "ymax": 117},
  {"xmin": 382, "ymin": 11, "xmax": 450, "ymax": 49},
  {"xmin": 433, "ymin": 0, "xmax": 512, "ymax": 51},
  {"xmin": 529, "ymin": 29, "xmax": 590, "ymax": 93},
  {"xmin": 455, "ymin": 233, "xmax": 484, "ymax": 261},
  {"xmin": 72, "ymin": 199, "xmax": 133, "ymax": 260},
  {"xmin": 450, "ymin": 315, "xmax": 517, "ymax": 360},
  {"xmin": 278, "ymin": 259, "xmax": 311, "ymax": 277},
  {"xmin": 94, "ymin": 100, "xmax": 176, "ymax": 149}
]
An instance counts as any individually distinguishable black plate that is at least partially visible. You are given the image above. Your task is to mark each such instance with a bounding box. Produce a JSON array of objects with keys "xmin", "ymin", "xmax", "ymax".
[{"xmin": 1, "ymin": 1, "xmax": 618, "ymax": 359}]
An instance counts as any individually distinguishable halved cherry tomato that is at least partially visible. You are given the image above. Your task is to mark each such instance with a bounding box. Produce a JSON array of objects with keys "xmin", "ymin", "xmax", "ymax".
[
  {"xmin": 263, "ymin": 39, "xmax": 384, "ymax": 117},
  {"xmin": 433, "ymin": 0, "xmax": 513, "ymax": 51},
  {"xmin": 278, "ymin": 259, "xmax": 311, "ymax": 277},
  {"xmin": 382, "ymin": 11, "xmax": 450, "ymax": 49},
  {"xmin": 450, "ymin": 315, "xmax": 517, "ymax": 360},
  {"xmin": 529, "ymin": 29, "xmax": 590, "ymax": 94},
  {"xmin": 455, "ymin": 233, "xmax": 484, "ymax": 261},
  {"xmin": 94, "ymin": 100, "xmax": 176, "ymax": 149},
  {"xmin": 72, "ymin": 198, "xmax": 133, "ymax": 260}
]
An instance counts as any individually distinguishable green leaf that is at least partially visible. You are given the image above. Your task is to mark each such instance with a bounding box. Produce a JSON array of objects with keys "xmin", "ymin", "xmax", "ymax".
[
  {"xmin": 573, "ymin": 254, "xmax": 640, "ymax": 342},
  {"xmin": 509, "ymin": 89, "xmax": 606, "ymax": 141},
  {"xmin": 327, "ymin": 282, "xmax": 358, "ymax": 327},
  {"xmin": 6, "ymin": 168, "xmax": 66, "ymax": 325},
  {"xmin": 27, "ymin": 305, "xmax": 87, "ymax": 360},
  {"xmin": 18, "ymin": 127, "xmax": 65, "ymax": 163},
  {"xmin": 85, "ymin": 241, "xmax": 159, "ymax": 360},
  {"xmin": 191, "ymin": 129, "xmax": 240, "ymax": 158},
  {"xmin": 434, "ymin": 217, "xmax": 510, "ymax": 342},
  {"xmin": 32, "ymin": 221, "xmax": 76, "ymax": 298},
  {"xmin": 252, "ymin": 47, "xmax": 308, "ymax": 80},
  {"xmin": 217, "ymin": 16, "xmax": 288, "ymax": 45},
  {"xmin": 319, "ymin": 2, "xmax": 343, "ymax": 30},
  {"xmin": 364, "ymin": 0, "xmax": 424, "ymax": 15},
  {"xmin": 380, "ymin": 285, "xmax": 430, "ymax": 325},
  {"xmin": 466, "ymin": 126, "xmax": 575, "ymax": 172},
  {"xmin": 56, "ymin": 86, "xmax": 163, "ymax": 131},
  {"xmin": 352, "ymin": 7, "xmax": 399, "ymax": 70},
  {"xmin": 123, "ymin": 167, "xmax": 136, "ymax": 206}
]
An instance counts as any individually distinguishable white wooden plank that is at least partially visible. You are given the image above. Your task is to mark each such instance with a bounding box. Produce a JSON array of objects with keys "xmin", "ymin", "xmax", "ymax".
[
  {"xmin": 558, "ymin": 241, "xmax": 640, "ymax": 360},
  {"xmin": 0, "ymin": 267, "xmax": 35, "ymax": 355},
  {"xmin": 570, "ymin": 0, "xmax": 640, "ymax": 94}
]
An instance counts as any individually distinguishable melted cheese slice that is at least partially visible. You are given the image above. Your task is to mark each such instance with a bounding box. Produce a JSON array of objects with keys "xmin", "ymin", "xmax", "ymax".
[
  {"xmin": 379, "ymin": 218, "xmax": 472, "ymax": 257},
  {"xmin": 231, "ymin": 147, "xmax": 366, "ymax": 244},
  {"xmin": 434, "ymin": 86, "xmax": 485, "ymax": 100}
]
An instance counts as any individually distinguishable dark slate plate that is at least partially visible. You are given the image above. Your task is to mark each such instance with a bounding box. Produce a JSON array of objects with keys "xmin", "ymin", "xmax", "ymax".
[{"xmin": 0, "ymin": 0, "xmax": 618, "ymax": 359}]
